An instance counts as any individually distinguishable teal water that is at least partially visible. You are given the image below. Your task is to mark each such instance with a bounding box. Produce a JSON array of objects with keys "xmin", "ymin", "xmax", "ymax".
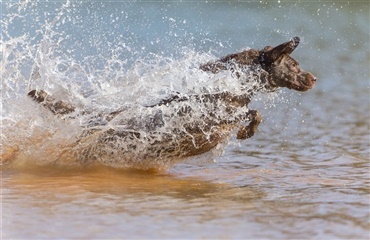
[{"xmin": 1, "ymin": 1, "xmax": 369, "ymax": 239}]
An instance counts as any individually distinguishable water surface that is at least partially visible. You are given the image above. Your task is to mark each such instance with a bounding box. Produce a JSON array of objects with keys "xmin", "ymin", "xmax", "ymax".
[{"xmin": 1, "ymin": 1, "xmax": 369, "ymax": 239}]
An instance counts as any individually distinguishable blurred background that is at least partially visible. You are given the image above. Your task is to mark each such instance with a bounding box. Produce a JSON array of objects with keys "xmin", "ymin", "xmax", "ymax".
[{"xmin": 1, "ymin": 1, "xmax": 369, "ymax": 239}]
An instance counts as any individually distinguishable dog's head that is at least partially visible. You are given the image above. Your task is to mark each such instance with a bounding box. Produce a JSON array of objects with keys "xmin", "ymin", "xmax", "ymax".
[{"xmin": 259, "ymin": 37, "xmax": 316, "ymax": 92}]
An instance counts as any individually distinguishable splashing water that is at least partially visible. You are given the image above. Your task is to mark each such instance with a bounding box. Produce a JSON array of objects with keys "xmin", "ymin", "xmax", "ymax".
[{"xmin": 1, "ymin": 1, "xmax": 278, "ymax": 170}]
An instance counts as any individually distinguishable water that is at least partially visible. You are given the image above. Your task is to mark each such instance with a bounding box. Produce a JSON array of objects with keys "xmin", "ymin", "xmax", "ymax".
[{"xmin": 1, "ymin": 1, "xmax": 369, "ymax": 239}]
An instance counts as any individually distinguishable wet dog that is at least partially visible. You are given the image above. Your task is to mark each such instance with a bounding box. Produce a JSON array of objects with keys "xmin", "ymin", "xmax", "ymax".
[{"xmin": 3, "ymin": 37, "xmax": 316, "ymax": 168}]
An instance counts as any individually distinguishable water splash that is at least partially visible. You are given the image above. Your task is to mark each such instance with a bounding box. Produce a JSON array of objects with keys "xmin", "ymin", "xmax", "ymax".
[{"xmin": 1, "ymin": 1, "xmax": 277, "ymax": 170}]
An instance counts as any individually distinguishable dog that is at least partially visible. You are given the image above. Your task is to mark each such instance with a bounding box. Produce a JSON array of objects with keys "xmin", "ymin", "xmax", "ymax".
[{"xmin": 3, "ymin": 37, "xmax": 316, "ymax": 169}]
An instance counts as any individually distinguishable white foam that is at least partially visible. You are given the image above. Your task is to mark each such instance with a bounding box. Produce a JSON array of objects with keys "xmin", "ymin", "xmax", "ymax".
[{"xmin": 1, "ymin": 1, "xmax": 278, "ymax": 170}]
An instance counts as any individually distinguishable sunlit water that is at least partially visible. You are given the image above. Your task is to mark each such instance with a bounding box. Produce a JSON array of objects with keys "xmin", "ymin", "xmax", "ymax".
[{"xmin": 1, "ymin": 1, "xmax": 369, "ymax": 239}]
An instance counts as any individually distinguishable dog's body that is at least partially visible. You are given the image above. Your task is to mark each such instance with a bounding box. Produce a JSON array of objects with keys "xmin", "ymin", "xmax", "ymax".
[{"xmin": 2, "ymin": 37, "xmax": 316, "ymax": 169}]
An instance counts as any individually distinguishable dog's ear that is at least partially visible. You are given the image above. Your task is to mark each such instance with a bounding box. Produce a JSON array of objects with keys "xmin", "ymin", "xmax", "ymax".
[
  {"xmin": 271, "ymin": 36, "xmax": 300, "ymax": 58},
  {"xmin": 260, "ymin": 37, "xmax": 300, "ymax": 67}
]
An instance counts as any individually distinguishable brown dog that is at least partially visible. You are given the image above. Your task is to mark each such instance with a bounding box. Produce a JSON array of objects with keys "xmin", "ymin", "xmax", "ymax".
[{"xmin": 4, "ymin": 37, "xmax": 316, "ymax": 169}]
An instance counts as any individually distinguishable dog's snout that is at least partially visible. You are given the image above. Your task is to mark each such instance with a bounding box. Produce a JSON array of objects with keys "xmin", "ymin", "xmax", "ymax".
[{"xmin": 307, "ymin": 72, "xmax": 317, "ymax": 83}]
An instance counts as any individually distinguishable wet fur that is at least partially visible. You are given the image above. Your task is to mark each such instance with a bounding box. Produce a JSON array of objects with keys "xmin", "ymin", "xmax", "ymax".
[{"xmin": 2, "ymin": 37, "xmax": 316, "ymax": 168}]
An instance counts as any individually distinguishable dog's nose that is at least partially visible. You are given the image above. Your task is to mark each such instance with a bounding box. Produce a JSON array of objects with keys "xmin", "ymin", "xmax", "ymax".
[{"xmin": 307, "ymin": 73, "xmax": 317, "ymax": 83}]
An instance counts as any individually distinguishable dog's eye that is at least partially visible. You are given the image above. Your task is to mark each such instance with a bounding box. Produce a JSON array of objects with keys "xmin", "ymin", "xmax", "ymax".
[{"xmin": 291, "ymin": 62, "xmax": 297, "ymax": 68}]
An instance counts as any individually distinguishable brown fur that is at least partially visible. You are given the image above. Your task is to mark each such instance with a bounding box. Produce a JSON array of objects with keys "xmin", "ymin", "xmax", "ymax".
[
  {"xmin": 2, "ymin": 37, "xmax": 316, "ymax": 167},
  {"xmin": 200, "ymin": 37, "xmax": 316, "ymax": 92}
]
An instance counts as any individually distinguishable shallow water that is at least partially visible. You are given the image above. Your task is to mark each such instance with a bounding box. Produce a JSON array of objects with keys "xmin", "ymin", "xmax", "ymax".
[{"xmin": 1, "ymin": 1, "xmax": 369, "ymax": 239}]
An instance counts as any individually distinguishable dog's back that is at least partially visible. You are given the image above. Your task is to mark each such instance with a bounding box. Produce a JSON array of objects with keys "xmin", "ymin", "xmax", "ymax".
[{"xmin": 200, "ymin": 49, "xmax": 260, "ymax": 73}]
